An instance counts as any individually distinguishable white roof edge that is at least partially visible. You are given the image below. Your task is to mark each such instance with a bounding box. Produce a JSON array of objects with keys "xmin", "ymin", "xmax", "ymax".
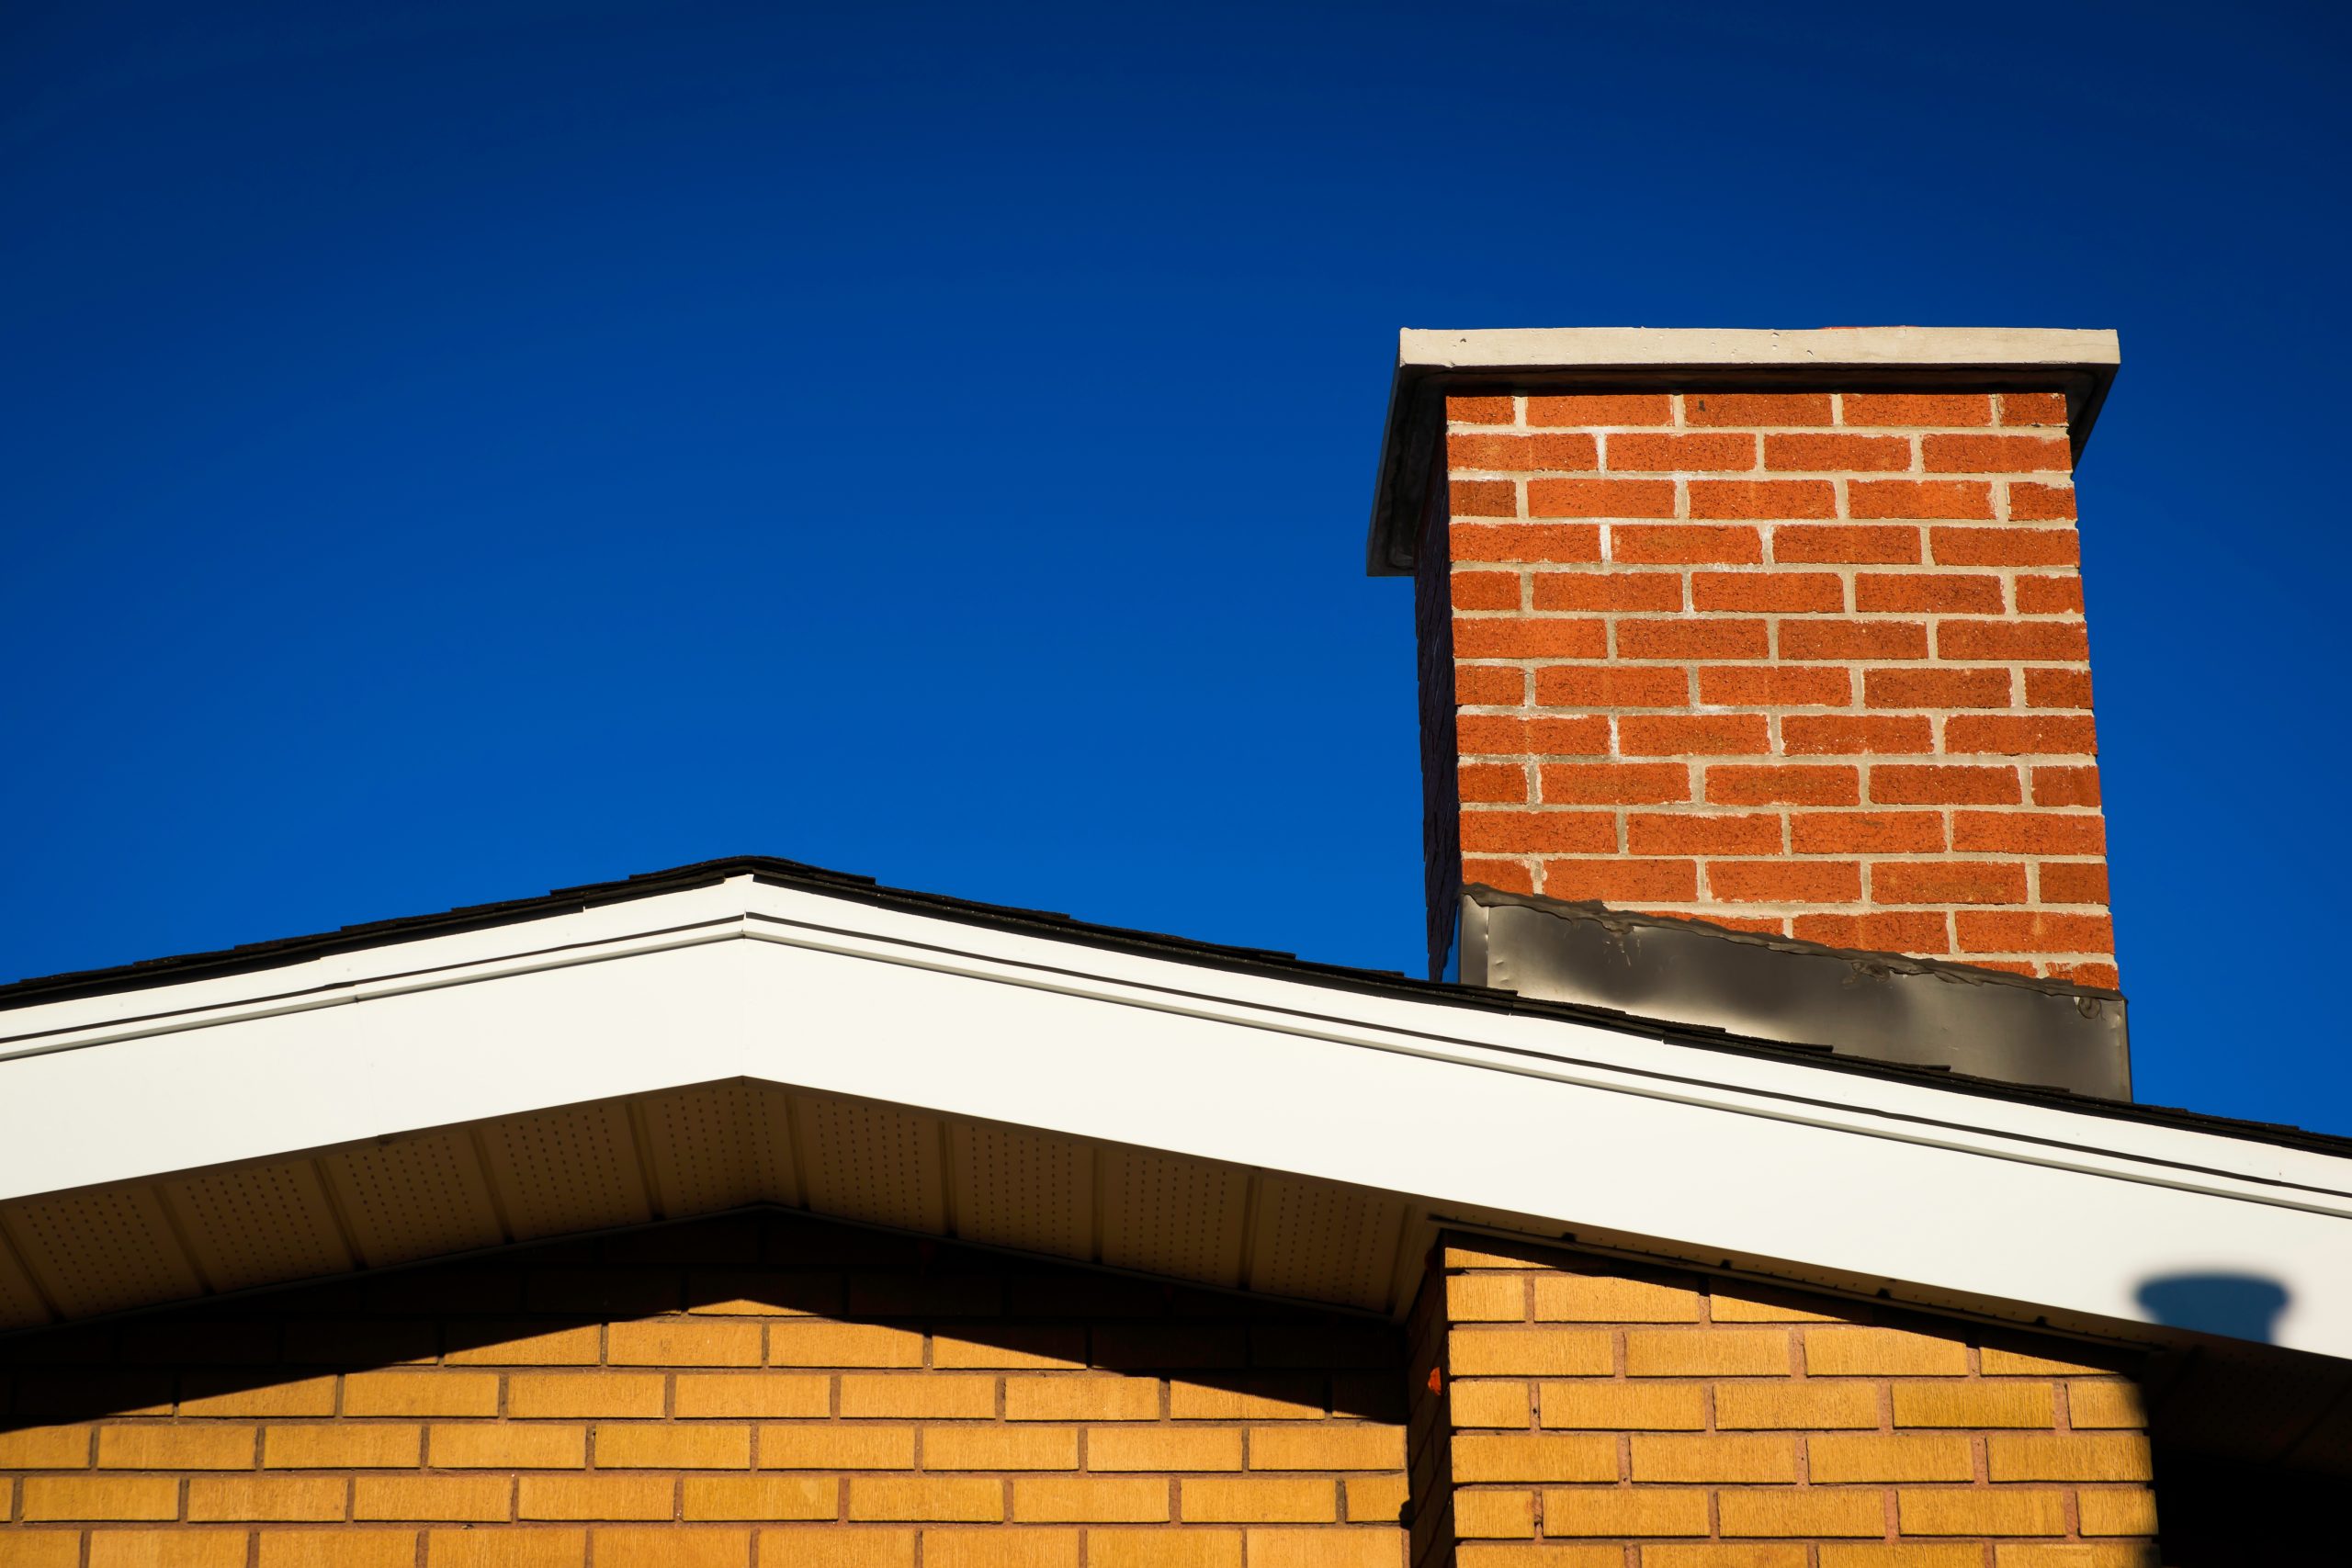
[{"xmin": 1396, "ymin": 325, "xmax": 2121, "ymax": 372}]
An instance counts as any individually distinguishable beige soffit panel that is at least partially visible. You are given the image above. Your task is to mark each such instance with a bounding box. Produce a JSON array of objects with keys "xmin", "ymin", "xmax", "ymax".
[
  {"xmin": 0, "ymin": 1229, "xmax": 49, "ymax": 1330},
  {"xmin": 477, "ymin": 1102, "xmax": 652, "ymax": 1242},
  {"xmin": 639, "ymin": 1080, "xmax": 800, "ymax": 1216},
  {"xmin": 950, "ymin": 1121, "xmax": 1092, "ymax": 1258},
  {"xmin": 159, "ymin": 1160, "xmax": 351, "ymax": 1293},
  {"xmin": 321, "ymin": 1130, "xmax": 506, "ymax": 1267},
  {"xmin": 794, "ymin": 1095, "xmax": 947, "ymax": 1233},
  {"xmin": 2, "ymin": 1183, "xmax": 202, "ymax": 1317},
  {"xmin": 1099, "ymin": 1146, "xmax": 1250, "ymax": 1289},
  {"xmin": 1250, "ymin": 1176, "xmax": 1407, "ymax": 1311}
]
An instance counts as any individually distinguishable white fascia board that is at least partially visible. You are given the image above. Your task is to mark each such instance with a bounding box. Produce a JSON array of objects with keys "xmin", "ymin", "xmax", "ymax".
[
  {"xmin": 2, "ymin": 876, "xmax": 2347, "ymax": 1358},
  {"xmin": 1396, "ymin": 326, "xmax": 2122, "ymax": 374}
]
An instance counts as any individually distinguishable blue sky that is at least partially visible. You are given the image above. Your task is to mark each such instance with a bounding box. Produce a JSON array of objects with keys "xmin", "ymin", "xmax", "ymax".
[{"xmin": 3, "ymin": 2, "xmax": 2346, "ymax": 1132}]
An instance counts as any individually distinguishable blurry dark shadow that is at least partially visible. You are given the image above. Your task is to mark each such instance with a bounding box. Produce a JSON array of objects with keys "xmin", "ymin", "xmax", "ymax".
[{"xmin": 2135, "ymin": 1271, "xmax": 2290, "ymax": 1344}]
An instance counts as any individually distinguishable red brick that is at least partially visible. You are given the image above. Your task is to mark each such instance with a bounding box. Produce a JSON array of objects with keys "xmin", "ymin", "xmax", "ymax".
[
  {"xmin": 1449, "ymin": 433, "xmax": 1600, "ymax": 471},
  {"xmin": 1691, "ymin": 572, "xmax": 1845, "ymax": 613},
  {"xmin": 1923, "ymin": 434, "xmax": 2071, "ymax": 473},
  {"xmin": 1778, "ymin": 621, "xmax": 1928, "ymax": 660},
  {"xmin": 1617, "ymin": 715, "xmax": 1772, "ymax": 756},
  {"xmin": 1616, "ymin": 618, "xmax": 1770, "ymax": 660},
  {"xmin": 1936, "ymin": 619, "xmax": 2089, "ymax": 661},
  {"xmin": 1606, "ymin": 433, "xmax": 1756, "ymax": 471},
  {"xmin": 1452, "ymin": 524, "xmax": 1603, "ymax": 564},
  {"xmin": 1854, "ymin": 573, "xmax": 2005, "ymax": 614},
  {"xmin": 1870, "ymin": 765, "xmax": 2021, "ymax": 806},
  {"xmin": 2050, "ymin": 960, "xmax": 2120, "ymax": 987},
  {"xmin": 1951, "ymin": 811, "xmax": 2105, "ymax": 854},
  {"xmin": 1529, "ymin": 478, "xmax": 1678, "ymax": 518},
  {"xmin": 1541, "ymin": 858, "xmax": 1700, "ymax": 902},
  {"xmin": 1456, "ymin": 716, "xmax": 1611, "ymax": 757},
  {"xmin": 1611, "ymin": 525, "xmax": 1765, "ymax": 565},
  {"xmin": 1453, "ymin": 618, "xmax": 1609, "ymax": 660},
  {"xmin": 1541, "ymin": 762, "xmax": 1692, "ymax": 805},
  {"xmin": 2031, "ymin": 766, "xmax": 2101, "ymax": 807},
  {"xmin": 1528, "ymin": 393, "xmax": 1673, "ymax": 426},
  {"xmin": 1535, "ymin": 666, "xmax": 1690, "ymax": 708},
  {"xmin": 1930, "ymin": 526, "xmax": 2079, "ymax": 567},
  {"xmin": 1708, "ymin": 860, "xmax": 1861, "ymax": 903},
  {"xmin": 1794, "ymin": 911, "xmax": 1951, "ymax": 953},
  {"xmin": 1463, "ymin": 858, "xmax": 1535, "ymax": 895},
  {"xmin": 1456, "ymin": 666, "xmax": 1527, "ymax": 705},
  {"xmin": 1461, "ymin": 811, "xmax": 1620, "ymax": 855},
  {"xmin": 1790, "ymin": 812, "xmax": 1946, "ymax": 854},
  {"xmin": 1447, "ymin": 395, "xmax": 1516, "ymax": 425},
  {"xmin": 1863, "ymin": 667, "xmax": 2012, "ymax": 709},
  {"xmin": 1696, "ymin": 666, "xmax": 1851, "ymax": 707},
  {"xmin": 1772, "ymin": 525, "xmax": 1921, "ymax": 565},
  {"xmin": 1944, "ymin": 715, "xmax": 2098, "ymax": 756},
  {"xmin": 1458, "ymin": 763, "xmax": 1526, "ymax": 804},
  {"xmin": 1451, "ymin": 480, "xmax": 1516, "ymax": 517},
  {"xmin": 1685, "ymin": 391, "xmax": 1834, "ymax": 426},
  {"xmin": 1849, "ymin": 480, "xmax": 1994, "ymax": 519},
  {"xmin": 1452, "ymin": 572, "xmax": 1523, "ymax": 611},
  {"xmin": 1956, "ymin": 910, "xmax": 2113, "ymax": 954},
  {"xmin": 1687, "ymin": 480, "xmax": 1838, "ymax": 520},
  {"xmin": 1763, "ymin": 434, "xmax": 1913, "ymax": 472},
  {"xmin": 2023, "ymin": 667, "xmax": 2091, "ymax": 711},
  {"xmin": 1842, "ymin": 393, "xmax": 1993, "ymax": 427},
  {"xmin": 1872, "ymin": 861, "xmax": 2029, "ymax": 905},
  {"xmin": 1781, "ymin": 716, "xmax": 1935, "ymax": 755},
  {"xmin": 2015, "ymin": 575, "xmax": 2084, "ymax": 615},
  {"xmin": 1627, "ymin": 814, "xmax": 1785, "ymax": 855},
  {"xmin": 2009, "ymin": 482, "xmax": 2078, "ymax": 520},
  {"xmin": 1707, "ymin": 765, "xmax": 1860, "ymax": 806},
  {"xmin": 2040, "ymin": 863, "xmax": 2109, "ymax": 904},
  {"xmin": 2000, "ymin": 392, "xmax": 2070, "ymax": 425},
  {"xmin": 1532, "ymin": 571, "xmax": 1684, "ymax": 613}
]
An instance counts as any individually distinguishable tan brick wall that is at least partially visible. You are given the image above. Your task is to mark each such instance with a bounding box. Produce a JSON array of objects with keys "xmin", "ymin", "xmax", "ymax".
[
  {"xmin": 1427, "ymin": 1235, "xmax": 2157, "ymax": 1568},
  {"xmin": 1433, "ymin": 387, "xmax": 2115, "ymax": 986},
  {"xmin": 0, "ymin": 1214, "xmax": 1409, "ymax": 1567}
]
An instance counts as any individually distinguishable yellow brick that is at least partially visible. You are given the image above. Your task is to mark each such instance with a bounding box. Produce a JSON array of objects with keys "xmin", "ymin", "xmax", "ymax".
[
  {"xmin": 186, "ymin": 1476, "xmax": 347, "ymax": 1521},
  {"xmin": 1808, "ymin": 1434, "xmax": 1974, "ymax": 1483},
  {"xmin": 1715, "ymin": 1488, "xmax": 1885, "ymax": 1536},
  {"xmin": 933, "ymin": 1334, "xmax": 1085, "ymax": 1371},
  {"xmin": 840, "ymin": 1374, "xmax": 998, "ymax": 1420},
  {"xmin": 424, "ymin": 1529, "xmax": 589, "ymax": 1568},
  {"xmin": 263, "ymin": 1424, "xmax": 423, "ymax": 1468},
  {"xmin": 1985, "ymin": 1434, "xmax": 2152, "ymax": 1482},
  {"xmin": 1804, "ymin": 1329, "xmax": 1970, "ymax": 1377},
  {"xmin": 923, "ymin": 1425, "xmax": 1078, "ymax": 1470},
  {"xmin": 671, "ymin": 1373, "xmax": 828, "ymax": 1419},
  {"xmin": 1452, "ymin": 1435, "xmax": 1616, "ymax": 1483},
  {"xmin": 1455, "ymin": 1549, "xmax": 1620, "ymax": 1568},
  {"xmin": 921, "ymin": 1528, "xmax": 1080, "ymax": 1568},
  {"xmin": 751, "ymin": 1529, "xmax": 915, "ymax": 1568},
  {"xmin": 1817, "ymin": 1548, "xmax": 1984, "ymax": 1568},
  {"xmin": 1345, "ymin": 1474, "xmax": 1408, "ymax": 1523},
  {"xmin": 1896, "ymin": 1488, "xmax": 2067, "ymax": 1536},
  {"xmin": 588, "ymin": 1527, "xmax": 751, "ymax": 1568},
  {"xmin": 1712, "ymin": 1382, "xmax": 1879, "ymax": 1429},
  {"xmin": 2075, "ymin": 1487, "xmax": 2158, "ymax": 1536},
  {"xmin": 1178, "ymin": 1476, "xmax": 1332, "ymax": 1523},
  {"xmin": 430, "ymin": 1423, "xmax": 588, "ymax": 1468},
  {"xmin": 0, "ymin": 1534, "xmax": 83, "ymax": 1568},
  {"xmin": 1443, "ymin": 1246, "xmax": 1545, "ymax": 1270},
  {"xmin": 1090, "ymin": 1529, "xmax": 1244, "ymax": 1568},
  {"xmin": 1013, "ymin": 1476, "xmax": 1171, "ymax": 1522},
  {"xmin": 1629, "ymin": 1434, "xmax": 1798, "ymax": 1483},
  {"xmin": 0, "ymin": 1424, "xmax": 91, "ymax": 1467},
  {"xmin": 1709, "ymin": 1292, "xmax": 1844, "ymax": 1324},
  {"xmin": 1981, "ymin": 1348, "xmax": 2107, "ymax": 1377},
  {"xmin": 847, "ymin": 1476, "xmax": 1006, "ymax": 1522},
  {"xmin": 1448, "ymin": 1329, "xmax": 1611, "ymax": 1378},
  {"xmin": 1449, "ymin": 1381, "xmax": 1532, "ymax": 1428},
  {"xmin": 1536, "ymin": 1380, "xmax": 1704, "ymax": 1430},
  {"xmin": 1538, "ymin": 1487, "xmax": 1708, "ymax": 1537},
  {"xmin": 1639, "ymin": 1550, "xmax": 1807, "ymax": 1568},
  {"xmin": 1245, "ymin": 1529, "xmax": 1408, "ymax": 1568},
  {"xmin": 1004, "ymin": 1376, "xmax": 1157, "ymax": 1422},
  {"xmin": 1892, "ymin": 1381, "xmax": 2053, "ymax": 1428},
  {"xmin": 179, "ymin": 1376, "xmax": 337, "ymax": 1417},
  {"xmin": 20, "ymin": 1476, "xmax": 180, "ymax": 1520},
  {"xmin": 1990, "ymin": 1549, "xmax": 2159, "ymax": 1568},
  {"xmin": 354, "ymin": 1474, "xmax": 515, "ymax": 1521},
  {"xmin": 507, "ymin": 1373, "xmax": 671, "ymax": 1419},
  {"xmin": 85, "ymin": 1532, "xmax": 253, "ymax": 1568},
  {"xmin": 1533, "ymin": 1275, "xmax": 1700, "ymax": 1323},
  {"xmin": 1248, "ymin": 1426, "xmax": 1402, "ymax": 1472},
  {"xmin": 345, "ymin": 1371, "xmax": 502, "ymax": 1417},
  {"xmin": 1623, "ymin": 1331, "xmax": 1788, "ymax": 1377},
  {"xmin": 766, "ymin": 1322, "xmax": 924, "ymax": 1368},
  {"xmin": 1168, "ymin": 1382, "xmax": 1322, "ymax": 1421},
  {"xmin": 446, "ymin": 1325, "xmax": 603, "ymax": 1365},
  {"xmin": 517, "ymin": 1475, "xmax": 673, "ymax": 1519},
  {"xmin": 2065, "ymin": 1382, "xmax": 2147, "ymax": 1429},
  {"xmin": 759, "ymin": 1424, "xmax": 915, "ymax": 1470},
  {"xmin": 259, "ymin": 1529, "xmax": 425, "ymax": 1568},
  {"xmin": 605, "ymin": 1319, "xmax": 762, "ymax": 1367},
  {"xmin": 593, "ymin": 1421, "xmax": 749, "ymax": 1468},
  {"xmin": 1453, "ymin": 1487, "xmax": 1536, "ymax": 1538},
  {"xmin": 95, "ymin": 1426, "xmax": 254, "ymax": 1469},
  {"xmin": 682, "ymin": 1475, "xmax": 836, "ymax": 1519},
  {"xmin": 1448, "ymin": 1275, "xmax": 1528, "ymax": 1321},
  {"xmin": 1089, "ymin": 1427, "xmax": 1244, "ymax": 1472}
]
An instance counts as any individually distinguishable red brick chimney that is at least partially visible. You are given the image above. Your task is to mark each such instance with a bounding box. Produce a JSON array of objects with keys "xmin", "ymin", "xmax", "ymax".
[{"xmin": 1367, "ymin": 328, "xmax": 2121, "ymax": 989}]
